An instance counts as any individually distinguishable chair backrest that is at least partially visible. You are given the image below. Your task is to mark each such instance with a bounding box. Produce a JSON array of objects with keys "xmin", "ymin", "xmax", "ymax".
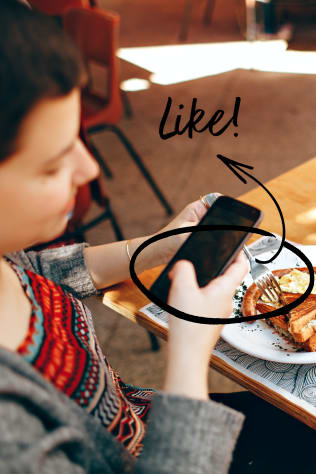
[
  {"xmin": 63, "ymin": 7, "xmax": 122, "ymax": 125},
  {"xmin": 29, "ymin": 0, "xmax": 90, "ymax": 15}
]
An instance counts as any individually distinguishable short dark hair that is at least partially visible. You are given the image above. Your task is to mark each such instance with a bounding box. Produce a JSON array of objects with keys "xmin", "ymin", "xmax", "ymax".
[{"xmin": 0, "ymin": 1, "xmax": 85, "ymax": 162}]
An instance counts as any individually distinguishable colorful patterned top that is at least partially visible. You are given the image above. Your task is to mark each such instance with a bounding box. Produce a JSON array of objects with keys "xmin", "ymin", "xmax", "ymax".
[{"xmin": 9, "ymin": 260, "xmax": 155, "ymax": 457}]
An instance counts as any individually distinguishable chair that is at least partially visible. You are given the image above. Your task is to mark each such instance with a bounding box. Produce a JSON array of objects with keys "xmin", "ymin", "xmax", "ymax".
[
  {"xmin": 28, "ymin": 0, "xmax": 91, "ymax": 15},
  {"xmin": 63, "ymin": 7, "xmax": 173, "ymax": 216}
]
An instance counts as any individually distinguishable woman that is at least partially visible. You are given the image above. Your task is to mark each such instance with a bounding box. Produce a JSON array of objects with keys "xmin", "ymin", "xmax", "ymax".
[
  {"xmin": 3, "ymin": 3, "xmax": 313, "ymax": 474},
  {"xmin": 0, "ymin": 2, "xmax": 248, "ymax": 473}
]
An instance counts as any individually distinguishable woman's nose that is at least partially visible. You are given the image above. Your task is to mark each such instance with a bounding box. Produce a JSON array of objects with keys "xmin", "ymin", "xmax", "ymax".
[{"xmin": 73, "ymin": 139, "xmax": 100, "ymax": 185}]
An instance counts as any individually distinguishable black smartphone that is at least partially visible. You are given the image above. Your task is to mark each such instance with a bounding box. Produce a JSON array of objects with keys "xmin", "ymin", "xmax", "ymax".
[{"xmin": 150, "ymin": 195, "xmax": 263, "ymax": 304}]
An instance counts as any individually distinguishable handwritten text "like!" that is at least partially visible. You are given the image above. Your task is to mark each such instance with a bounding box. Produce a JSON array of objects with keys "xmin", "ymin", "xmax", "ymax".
[{"xmin": 159, "ymin": 97, "xmax": 241, "ymax": 140}]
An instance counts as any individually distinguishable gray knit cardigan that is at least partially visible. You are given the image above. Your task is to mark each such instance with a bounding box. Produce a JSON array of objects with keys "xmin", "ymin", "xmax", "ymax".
[{"xmin": 0, "ymin": 244, "xmax": 244, "ymax": 473}]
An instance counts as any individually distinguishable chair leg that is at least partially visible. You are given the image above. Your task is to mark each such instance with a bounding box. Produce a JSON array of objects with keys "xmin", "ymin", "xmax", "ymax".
[
  {"xmin": 179, "ymin": 0, "xmax": 193, "ymax": 42},
  {"xmin": 121, "ymin": 89, "xmax": 133, "ymax": 119},
  {"xmin": 88, "ymin": 124, "xmax": 173, "ymax": 216},
  {"xmin": 106, "ymin": 201, "xmax": 125, "ymax": 241},
  {"xmin": 88, "ymin": 139, "xmax": 113, "ymax": 179},
  {"xmin": 112, "ymin": 125, "xmax": 173, "ymax": 215},
  {"xmin": 203, "ymin": 0, "xmax": 215, "ymax": 26},
  {"xmin": 245, "ymin": 0, "xmax": 257, "ymax": 41},
  {"xmin": 147, "ymin": 331, "xmax": 160, "ymax": 351}
]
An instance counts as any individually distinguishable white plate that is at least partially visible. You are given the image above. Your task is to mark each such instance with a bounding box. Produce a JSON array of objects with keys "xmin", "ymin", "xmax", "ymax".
[{"xmin": 221, "ymin": 244, "xmax": 316, "ymax": 364}]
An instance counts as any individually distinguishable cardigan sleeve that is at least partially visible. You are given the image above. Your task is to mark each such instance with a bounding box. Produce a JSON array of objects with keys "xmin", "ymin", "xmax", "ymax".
[
  {"xmin": 135, "ymin": 391, "xmax": 244, "ymax": 474},
  {"xmin": 5, "ymin": 244, "xmax": 99, "ymax": 299},
  {"xmin": 0, "ymin": 350, "xmax": 244, "ymax": 474},
  {"xmin": 0, "ymin": 376, "xmax": 243, "ymax": 474}
]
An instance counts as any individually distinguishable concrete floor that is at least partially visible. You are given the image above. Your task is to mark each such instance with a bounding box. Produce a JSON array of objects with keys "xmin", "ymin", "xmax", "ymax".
[{"xmin": 82, "ymin": 1, "xmax": 316, "ymax": 392}]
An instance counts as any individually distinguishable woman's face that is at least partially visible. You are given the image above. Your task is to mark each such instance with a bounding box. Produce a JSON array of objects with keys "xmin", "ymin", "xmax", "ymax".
[{"xmin": 0, "ymin": 88, "xmax": 99, "ymax": 253}]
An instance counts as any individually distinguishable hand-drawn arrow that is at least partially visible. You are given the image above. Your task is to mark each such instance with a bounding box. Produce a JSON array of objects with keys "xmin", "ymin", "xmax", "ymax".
[{"xmin": 216, "ymin": 154, "xmax": 285, "ymax": 264}]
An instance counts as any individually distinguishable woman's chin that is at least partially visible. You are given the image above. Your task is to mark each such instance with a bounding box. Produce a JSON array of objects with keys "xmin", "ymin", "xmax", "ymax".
[{"xmin": 25, "ymin": 212, "xmax": 74, "ymax": 249}]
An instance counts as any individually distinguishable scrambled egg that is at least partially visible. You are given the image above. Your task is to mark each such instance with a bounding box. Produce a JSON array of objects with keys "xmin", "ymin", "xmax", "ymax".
[
  {"xmin": 261, "ymin": 269, "xmax": 316, "ymax": 302},
  {"xmin": 278, "ymin": 269, "xmax": 316, "ymax": 294}
]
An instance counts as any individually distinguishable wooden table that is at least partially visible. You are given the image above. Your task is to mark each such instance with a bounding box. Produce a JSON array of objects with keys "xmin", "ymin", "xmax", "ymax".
[{"xmin": 102, "ymin": 157, "xmax": 316, "ymax": 429}]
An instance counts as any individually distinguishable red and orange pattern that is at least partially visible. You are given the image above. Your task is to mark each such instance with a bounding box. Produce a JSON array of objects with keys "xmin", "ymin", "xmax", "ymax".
[{"xmin": 11, "ymin": 262, "xmax": 155, "ymax": 456}]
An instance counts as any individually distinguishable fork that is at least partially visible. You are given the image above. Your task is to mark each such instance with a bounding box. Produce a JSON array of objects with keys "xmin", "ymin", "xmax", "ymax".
[{"xmin": 243, "ymin": 245, "xmax": 286, "ymax": 306}]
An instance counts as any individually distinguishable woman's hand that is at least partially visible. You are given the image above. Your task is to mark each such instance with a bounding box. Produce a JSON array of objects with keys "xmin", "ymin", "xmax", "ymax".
[
  {"xmin": 152, "ymin": 199, "xmax": 209, "ymax": 266},
  {"xmin": 163, "ymin": 252, "xmax": 248, "ymax": 400},
  {"xmin": 162, "ymin": 199, "xmax": 207, "ymax": 233},
  {"xmin": 128, "ymin": 195, "xmax": 220, "ymax": 277}
]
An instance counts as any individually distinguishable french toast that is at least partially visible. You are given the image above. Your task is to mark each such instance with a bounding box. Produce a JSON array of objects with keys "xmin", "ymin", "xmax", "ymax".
[{"xmin": 242, "ymin": 267, "xmax": 316, "ymax": 352}]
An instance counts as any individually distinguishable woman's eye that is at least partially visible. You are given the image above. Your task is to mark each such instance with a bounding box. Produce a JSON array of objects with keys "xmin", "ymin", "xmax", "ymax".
[{"xmin": 44, "ymin": 168, "xmax": 59, "ymax": 176}]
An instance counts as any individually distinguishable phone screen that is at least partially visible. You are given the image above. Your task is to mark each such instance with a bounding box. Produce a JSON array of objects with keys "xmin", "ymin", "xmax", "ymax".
[{"xmin": 150, "ymin": 196, "xmax": 262, "ymax": 304}]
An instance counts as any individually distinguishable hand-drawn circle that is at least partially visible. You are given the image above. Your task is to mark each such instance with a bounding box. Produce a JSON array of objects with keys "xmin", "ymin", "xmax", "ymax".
[{"xmin": 129, "ymin": 225, "xmax": 314, "ymax": 325}]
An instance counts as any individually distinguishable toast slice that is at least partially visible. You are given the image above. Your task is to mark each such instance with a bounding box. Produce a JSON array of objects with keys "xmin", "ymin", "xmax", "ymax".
[
  {"xmin": 289, "ymin": 299, "xmax": 316, "ymax": 343},
  {"xmin": 256, "ymin": 302, "xmax": 288, "ymax": 330},
  {"xmin": 255, "ymin": 295, "xmax": 316, "ymax": 351},
  {"xmin": 303, "ymin": 334, "xmax": 316, "ymax": 352}
]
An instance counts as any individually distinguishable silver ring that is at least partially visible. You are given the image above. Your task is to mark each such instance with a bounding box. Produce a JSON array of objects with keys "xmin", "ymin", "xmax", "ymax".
[{"xmin": 200, "ymin": 195, "xmax": 210, "ymax": 208}]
